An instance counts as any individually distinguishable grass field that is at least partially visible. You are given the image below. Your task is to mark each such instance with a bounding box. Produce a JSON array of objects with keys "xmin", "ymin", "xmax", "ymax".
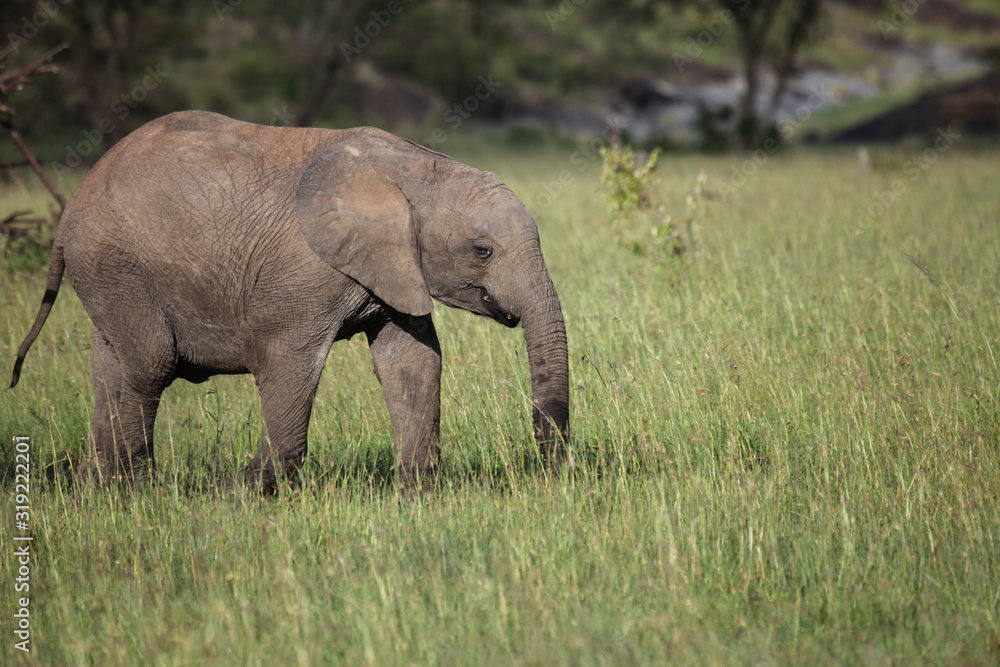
[{"xmin": 1, "ymin": 139, "xmax": 999, "ymax": 665}]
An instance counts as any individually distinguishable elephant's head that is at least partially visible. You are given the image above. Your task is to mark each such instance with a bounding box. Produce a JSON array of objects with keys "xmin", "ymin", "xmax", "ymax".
[{"xmin": 296, "ymin": 127, "xmax": 570, "ymax": 464}]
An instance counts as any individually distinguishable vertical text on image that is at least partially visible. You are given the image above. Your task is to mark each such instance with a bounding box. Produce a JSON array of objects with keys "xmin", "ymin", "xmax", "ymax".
[{"xmin": 13, "ymin": 435, "xmax": 33, "ymax": 653}]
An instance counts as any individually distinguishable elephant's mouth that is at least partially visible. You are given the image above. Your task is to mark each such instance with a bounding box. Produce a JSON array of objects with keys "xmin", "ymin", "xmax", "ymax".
[{"xmin": 479, "ymin": 287, "xmax": 520, "ymax": 328}]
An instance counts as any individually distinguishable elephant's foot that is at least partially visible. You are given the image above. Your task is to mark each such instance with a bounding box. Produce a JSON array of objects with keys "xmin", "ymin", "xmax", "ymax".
[
  {"xmin": 225, "ymin": 459, "xmax": 297, "ymax": 496},
  {"xmin": 75, "ymin": 454, "xmax": 153, "ymax": 495},
  {"xmin": 395, "ymin": 462, "xmax": 438, "ymax": 498}
]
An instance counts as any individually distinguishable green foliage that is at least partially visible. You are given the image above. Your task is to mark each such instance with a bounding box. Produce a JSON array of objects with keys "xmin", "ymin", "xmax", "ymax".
[
  {"xmin": 599, "ymin": 143, "xmax": 660, "ymax": 227},
  {"xmin": 659, "ymin": 167, "xmax": 707, "ymax": 255},
  {"xmin": 599, "ymin": 143, "xmax": 700, "ymax": 257},
  {"xmin": 3, "ymin": 139, "xmax": 1000, "ymax": 666}
]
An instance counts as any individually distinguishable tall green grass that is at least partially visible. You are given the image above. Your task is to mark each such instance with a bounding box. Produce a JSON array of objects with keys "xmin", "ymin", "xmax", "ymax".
[{"xmin": 2, "ymin": 142, "xmax": 998, "ymax": 665}]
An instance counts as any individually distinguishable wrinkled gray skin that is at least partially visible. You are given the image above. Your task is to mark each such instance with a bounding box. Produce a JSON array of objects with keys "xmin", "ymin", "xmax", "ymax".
[{"xmin": 11, "ymin": 111, "xmax": 570, "ymax": 492}]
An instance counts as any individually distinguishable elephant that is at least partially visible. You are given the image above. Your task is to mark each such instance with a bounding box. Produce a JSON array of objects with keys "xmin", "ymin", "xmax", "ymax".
[{"xmin": 10, "ymin": 110, "xmax": 570, "ymax": 492}]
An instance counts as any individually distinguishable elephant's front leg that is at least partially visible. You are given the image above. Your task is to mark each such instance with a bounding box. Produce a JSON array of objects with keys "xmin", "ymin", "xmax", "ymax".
[
  {"xmin": 367, "ymin": 314, "xmax": 441, "ymax": 489},
  {"xmin": 242, "ymin": 352, "xmax": 327, "ymax": 493}
]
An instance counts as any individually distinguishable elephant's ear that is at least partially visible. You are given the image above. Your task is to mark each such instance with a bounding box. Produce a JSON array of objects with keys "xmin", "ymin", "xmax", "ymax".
[{"xmin": 296, "ymin": 141, "xmax": 433, "ymax": 317}]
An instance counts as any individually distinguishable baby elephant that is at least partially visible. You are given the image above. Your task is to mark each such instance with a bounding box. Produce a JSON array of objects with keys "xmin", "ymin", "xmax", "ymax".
[{"xmin": 11, "ymin": 111, "xmax": 570, "ymax": 491}]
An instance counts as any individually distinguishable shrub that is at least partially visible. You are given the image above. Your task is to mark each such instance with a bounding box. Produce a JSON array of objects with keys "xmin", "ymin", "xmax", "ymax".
[{"xmin": 599, "ymin": 143, "xmax": 704, "ymax": 257}]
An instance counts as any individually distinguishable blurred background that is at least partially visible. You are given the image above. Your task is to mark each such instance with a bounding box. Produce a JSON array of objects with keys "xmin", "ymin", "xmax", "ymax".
[{"xmin": 1, "ymin": 0, "xmax": 998, "ymax": 167}]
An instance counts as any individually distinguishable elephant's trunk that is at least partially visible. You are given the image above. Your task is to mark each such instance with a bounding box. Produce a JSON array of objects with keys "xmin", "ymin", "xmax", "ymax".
[{"xmin": 518, "ymin": 250, "xmax": 571, "ymax": 471}]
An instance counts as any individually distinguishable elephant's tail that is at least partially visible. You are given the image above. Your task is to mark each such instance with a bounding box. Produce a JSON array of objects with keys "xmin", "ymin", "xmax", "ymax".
[{"xmin": 10, "ymin": 240, "xmax": 65, "ymax": 388}]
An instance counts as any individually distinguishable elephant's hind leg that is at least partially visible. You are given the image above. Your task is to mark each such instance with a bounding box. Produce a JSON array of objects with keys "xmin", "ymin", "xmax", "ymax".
[
  {"xmin": 81, "ymin": 326, "xmax": 171, "ymax": 489},
  {"xmin": 81, "ymin": 327, "xmax": 122, "ymax": 485}
]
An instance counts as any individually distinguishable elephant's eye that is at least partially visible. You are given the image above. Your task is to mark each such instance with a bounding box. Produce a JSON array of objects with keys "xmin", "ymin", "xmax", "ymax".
[{"xmin": 473, "ymin": 243, "xmax": 493, "ymax": 260}]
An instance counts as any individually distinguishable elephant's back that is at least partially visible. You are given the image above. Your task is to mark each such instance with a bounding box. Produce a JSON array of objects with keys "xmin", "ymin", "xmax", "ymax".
[
  {"xmin": 66, "ymin": 115, "xmax": 325, "ymax": 261},
  {"xmin": 60, "ymin": 112, "xmax": 332, "ymax": 331},
  {"xmin": 63, "ymin": 111, "xmax": 330, "ymax": 241}
]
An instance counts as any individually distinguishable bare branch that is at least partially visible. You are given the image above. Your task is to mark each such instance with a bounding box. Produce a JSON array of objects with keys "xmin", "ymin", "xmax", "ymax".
[{"xmin": 0, "ymin": 43, "xmax": 71, "ymax": 217}]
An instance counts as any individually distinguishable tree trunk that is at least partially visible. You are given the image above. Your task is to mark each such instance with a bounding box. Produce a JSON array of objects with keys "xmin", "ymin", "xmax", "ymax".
[
  {"xmin": 763, "ymin": 0, "xmax": 822, "ymax": 130},
  {"xmin": 738, "ymin": 31, "xmax": 761, "ymax": 151},
  {"xmin": 727, "ymin": 0, "xmax": 784, "ymax": 150}
]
